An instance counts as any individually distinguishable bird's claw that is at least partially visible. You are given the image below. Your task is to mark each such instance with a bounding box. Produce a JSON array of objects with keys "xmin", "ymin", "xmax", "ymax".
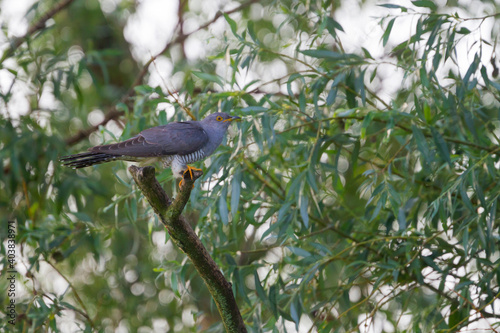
[{"xmin": 179, "ymin": 165, "xmax": 203, "ymax": 189}]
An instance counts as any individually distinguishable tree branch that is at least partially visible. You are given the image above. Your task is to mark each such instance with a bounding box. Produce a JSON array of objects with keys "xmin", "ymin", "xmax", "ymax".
[
  {"xmin": 128, "ymin": 166, "xmax": 247, "ymax": 333},
  {"xmin": 0, "ymin": 0, "xmax": 76, "ymax": 64}
]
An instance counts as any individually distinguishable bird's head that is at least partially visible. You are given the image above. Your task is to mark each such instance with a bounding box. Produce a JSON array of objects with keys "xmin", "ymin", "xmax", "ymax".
[{"xmin": 202, "ymin": 112, "xmax": 241, "ymax": 129}]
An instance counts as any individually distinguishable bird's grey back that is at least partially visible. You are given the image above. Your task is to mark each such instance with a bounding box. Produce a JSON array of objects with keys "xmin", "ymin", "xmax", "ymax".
[{"xmin": 90, "ymin": 121, "xmax": 208, "ymax": 157}]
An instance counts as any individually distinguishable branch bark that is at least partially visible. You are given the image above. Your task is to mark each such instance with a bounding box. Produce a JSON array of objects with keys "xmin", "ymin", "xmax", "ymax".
[{"xmin": 128, "ymin": 166, "xmax": 247, "ymax": 333}]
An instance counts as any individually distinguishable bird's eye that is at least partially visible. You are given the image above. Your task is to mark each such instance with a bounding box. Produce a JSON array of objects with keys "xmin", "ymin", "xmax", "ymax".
[{"xmin": 216, "ymin": 116, "xmax": 223, "ymax": 121}]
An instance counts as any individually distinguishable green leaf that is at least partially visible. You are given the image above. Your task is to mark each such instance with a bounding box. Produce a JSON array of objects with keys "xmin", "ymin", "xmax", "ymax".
[
  {"xmin": 412, "ymin": 1, "xmax": 437, "ymax": 10},
  {"xmin": 287, "ymin": 73, "xmax": 304, "ymax": 97},
  {"xmin": 134, "ymin": 85, "xmax": 155, "ymax": 95},
  {"xmin": 378, "ymin": 4, "xmax": 406, "ymax": 9},
  {"xmin": 397, "ymin": 207, "xmax": 407, "ymax": 231},
  {"xmin": 219, "ymin": 186, "xmax": 229, "ymax": 225},
  {"xmin": 300, "ymin": 49, "xmax": 361, "ymax": 61},
  {"xmin": 299, "ymin": 90, "xmax": 306, "ymax": 113},
  {"xmin": 423, "ymin": 102, "xmax": 432, "ymax": 123},
  {"xmin": 269, "ymin": 285, "xmax": 278, "ymax": 318},
  {"xmin": 326, "ymin": 86, "xmax": 337, "ymax": 105},
  {"xmin": 158, "ymin": 110, "xmax": 168, "ymax": 125},
  {"xmin": 448, "ymin": 301, "xmax": 466, "ymax": 329},
  {"xmin": 299, "ymin": 194, "xmax": 309, "ymax": 228},
  {"xmin": 431, "ymin": 128, "xmax": 451, "ymax": 165},
  {"xmin": 223, "ymin": 13, "xmax": 238, "ymax": 37},
  {"xmin": 361, "ymin": 112, "xmax": 374, "ymax": 139},
  {"xmin": 459, "ymin": 183, "xmax": 475, "ymax": 213},
  {"xmin": 325, "ymin": 17, "xmax": 344, "ymax": 36},
  {"xmin": 370, "ymin": 192, "xmax": 386, "ymax": 221},
  {"xmin": 456, "ymin": 27, "xmax": 471, "ymax": 35},
  {"xmin": 247, "ymin": 21, "xmax": 258, "ymax": 44},
  {"xmin": 411, "ymin": 124, "xmax": 431, "ymax": 168},
  {"xmin": 362, "ymin": 47, "xmax": 374, "ymax": 60},
  {"xmin": 192, "ymin": 71, "xmax": 224, "ymax": 88},
  {"xmin": 355, "ymin": 69, "xmax": 366, "ymax": 105},
  {"xmin": 241, "ymin": 106, "xmax": 268, "ymax": 113},
  {"xmin": 290, "ymin": 297, "xmax": 301, "ymax": 330},
  {"xmin": 382, "ymin": 18, "xmax": 396, "ymax": 46},
  {"xmin": 231, "ymin": 169, "xmax": 241, "ymax": 216},
  {"xmin": 254, "ymin": 272, "xmax": 268, "ymax": 303},
  {"xmin": 171, "ymin": 272, "xmax": 180, "ymax": 298},
  {"xmin": 286, "ymin": 246, "xmax": 311, "ymax": 257}
]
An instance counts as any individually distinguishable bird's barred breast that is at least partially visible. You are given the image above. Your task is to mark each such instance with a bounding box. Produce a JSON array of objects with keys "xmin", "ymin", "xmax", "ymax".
[{"xmin": 179, "ymin": 149, "xmax": 206, "ymax": 164}]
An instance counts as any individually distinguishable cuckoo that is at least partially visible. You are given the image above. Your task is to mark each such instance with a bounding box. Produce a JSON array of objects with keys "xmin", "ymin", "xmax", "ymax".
[{"xmin": 61, "ymin": 112, "xmax": 241, "ymax": 186}]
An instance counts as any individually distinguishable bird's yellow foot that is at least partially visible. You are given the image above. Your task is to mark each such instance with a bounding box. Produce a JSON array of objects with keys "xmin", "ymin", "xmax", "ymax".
[{"xmin": 179, "ymin": 165, "xmax": 203, "ymax": 188}]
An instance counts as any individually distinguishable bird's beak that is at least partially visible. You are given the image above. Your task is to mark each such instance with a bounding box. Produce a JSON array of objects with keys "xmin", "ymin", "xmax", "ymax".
[{"xmin": 223, "ymin": 116, "xmax": 241, "ymax": 122}]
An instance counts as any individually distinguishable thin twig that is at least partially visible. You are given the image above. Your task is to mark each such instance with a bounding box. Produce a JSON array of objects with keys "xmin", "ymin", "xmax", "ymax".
[
  {"xmin": 45, "ymin": 260, "xmax": 96, "ymax": 329},
  {"xmin": 0, "ymin": 0, "xmax": 76, "ymax": 64}
]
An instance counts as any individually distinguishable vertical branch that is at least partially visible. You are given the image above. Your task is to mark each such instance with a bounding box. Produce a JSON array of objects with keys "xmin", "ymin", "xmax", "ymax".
[{"xmin": 128, "ymin": 166, "xmax": 247, "ymax": 333}]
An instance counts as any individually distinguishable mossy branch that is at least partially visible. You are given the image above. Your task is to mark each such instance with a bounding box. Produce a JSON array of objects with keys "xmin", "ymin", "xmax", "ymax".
[{"xmin": 128, "ymin": 166, "xmax": 247, "ymax": 333}]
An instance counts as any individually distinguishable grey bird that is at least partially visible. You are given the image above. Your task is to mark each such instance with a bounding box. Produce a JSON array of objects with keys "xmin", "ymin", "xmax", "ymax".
[{"xmin": 61, "ymin": 112, "xmax": 241, "ymax": 186}]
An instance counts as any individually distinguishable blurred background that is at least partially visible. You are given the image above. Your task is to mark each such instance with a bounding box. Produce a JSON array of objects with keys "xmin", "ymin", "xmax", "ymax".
[{"xmin": 0, "ymin": 0, "xmax": 499, "ymax": 332}]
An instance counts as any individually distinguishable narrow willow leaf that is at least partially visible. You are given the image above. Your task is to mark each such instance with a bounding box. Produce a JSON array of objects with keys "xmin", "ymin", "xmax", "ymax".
[
  {"xmin": 398, "ymin": 207, "xmax": 407, "ymax": 231},
  {"xmin": 369, "ymin": 67, "xmax": 378, "ymax": 82},
  {"xmin": 326, "ymin": 85, "xmax": 337, "ymax": 105},
  {"xmin": 423, "ymin": 103, "xmax": 432, "ymax": 123},
  {"xmin": 456, "ymin": 27, "xmax": 471, "ymax": 35},
  {"xmin": 231, "ymin": 169, "xmax": 241, "ymax": 216},
  {"xmin": 158, "ymin": 110, "xmax": 168, "ymax": 125},
  {"xmin": 233, "ymin": 269, "xmax": 251, "ymax": 305},
  {"xmin": 254, "ymin": 272, "xmax": 268, "ymax": 303},
  {"xmin": 300, "ymin": 194, "xmax": 309, "ymax": 228},
  {"xmin": 382, "ymin": 18, "xmax": 396, "ymax": 46},
  {"xmin": 286, "ymin": 171, "xmax": 304, "ymax": 199},
  {"xmin": 420, "ymin": 67, "xmax": 430, "ymax": 88},
  {"xmin": 287, "ymin": 73, "xmax": 304, "ymax": 97},
  {"xmin": 361, "ymin": 111, "xmax": 374, "ymax": 139},
  {"xmin": 223, "ymin": 13, "xmax": 238, "ymax": 37},
  {"xmin": 461, "ymin": 107, "xmax": 478, "ymax": 139},
  {"xmin": 370, "ymin": 192, "xmax": 386, "ymax": 221},
  {"xmin": 411, "ymin": 124, "xmax": 431, "ymax": 168},
  {"xmin": 241, "ymin": 106, "xmax": 268, "ymax": 112},
  {"xmin": 361, "ymin": 47, "xmax": 374, "ymax": 60},
  {"xmin": 219, "ymin": 186, "xmax": 229, "ymax": 225},
  {"xmin": 431, "ymin": 127, "xmax": 451, "ymax": 165},
  {"xmin": 480, "ymin": 66, "xmax": 490, "ymax": 87},
  {"xmin": 299, "ymin": 90, "xmax": 306, "ymax": 112},
  {"xmin": 378, "ymin": 4, "xmax": 406, "ymax": 9},
  {"xmin": 459, "ymin": 183, "xmax": 475, "ymax": 213},
  {"xmin": 269, "ymin": 285, "xmax": 278, "ymax": 318},
  {"xmin": 192, "ymin": 71, "xmax": 224, "ymax": 88},
  {"xmin": 171, "ymin": 272, "xmax": 180, "ymax": 298},
  {"xmin": 290, "ymin": 297, "xmax": 301, "ymax": 330},
  {"xmin": 412, "ymin": 0, "xmax": 437, "ymax": 10},
  {"xmin": 325, "ymin": 17, "xmax": 344, "ymax": 36},
  {"xmin": 355, "ymin": 69, "xmax": 366, "ymax": 105},
  {"xmin": 287, "ymin": 246, "xmax": 311, "ymax": 257},
  {"xmin": 300, "ymin": 49, "xmax": 362, "ymax": 61},
  {"xmin": 306, "ymin": 167, "xmax": 318, "ymax": 192},
  {"xmin": 130, "ymin": 196, "xmax": 137, "ymax": 221}
]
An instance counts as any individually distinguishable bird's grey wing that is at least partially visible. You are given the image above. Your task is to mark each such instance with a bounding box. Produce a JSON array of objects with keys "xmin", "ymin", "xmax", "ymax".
[{"xmin": 89, "ymin": 122, "xmax": 208, "ymax": 157}]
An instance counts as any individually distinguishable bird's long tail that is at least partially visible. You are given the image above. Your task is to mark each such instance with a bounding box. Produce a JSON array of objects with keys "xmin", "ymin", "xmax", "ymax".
[{"xmin": 60, "ymin": 152, "xmax": 124, "ymax": 169}]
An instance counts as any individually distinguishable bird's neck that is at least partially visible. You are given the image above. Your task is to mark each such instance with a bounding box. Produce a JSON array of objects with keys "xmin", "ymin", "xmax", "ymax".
[{"xmin": 202, "ymin": 125, "xmax": 227, "ymax": 156}]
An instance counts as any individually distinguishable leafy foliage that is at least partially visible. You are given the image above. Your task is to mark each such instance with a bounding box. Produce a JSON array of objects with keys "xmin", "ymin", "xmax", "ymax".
[{"xmin": 1, "ymin": 0, "xmax": 500, "ymax": 332}]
